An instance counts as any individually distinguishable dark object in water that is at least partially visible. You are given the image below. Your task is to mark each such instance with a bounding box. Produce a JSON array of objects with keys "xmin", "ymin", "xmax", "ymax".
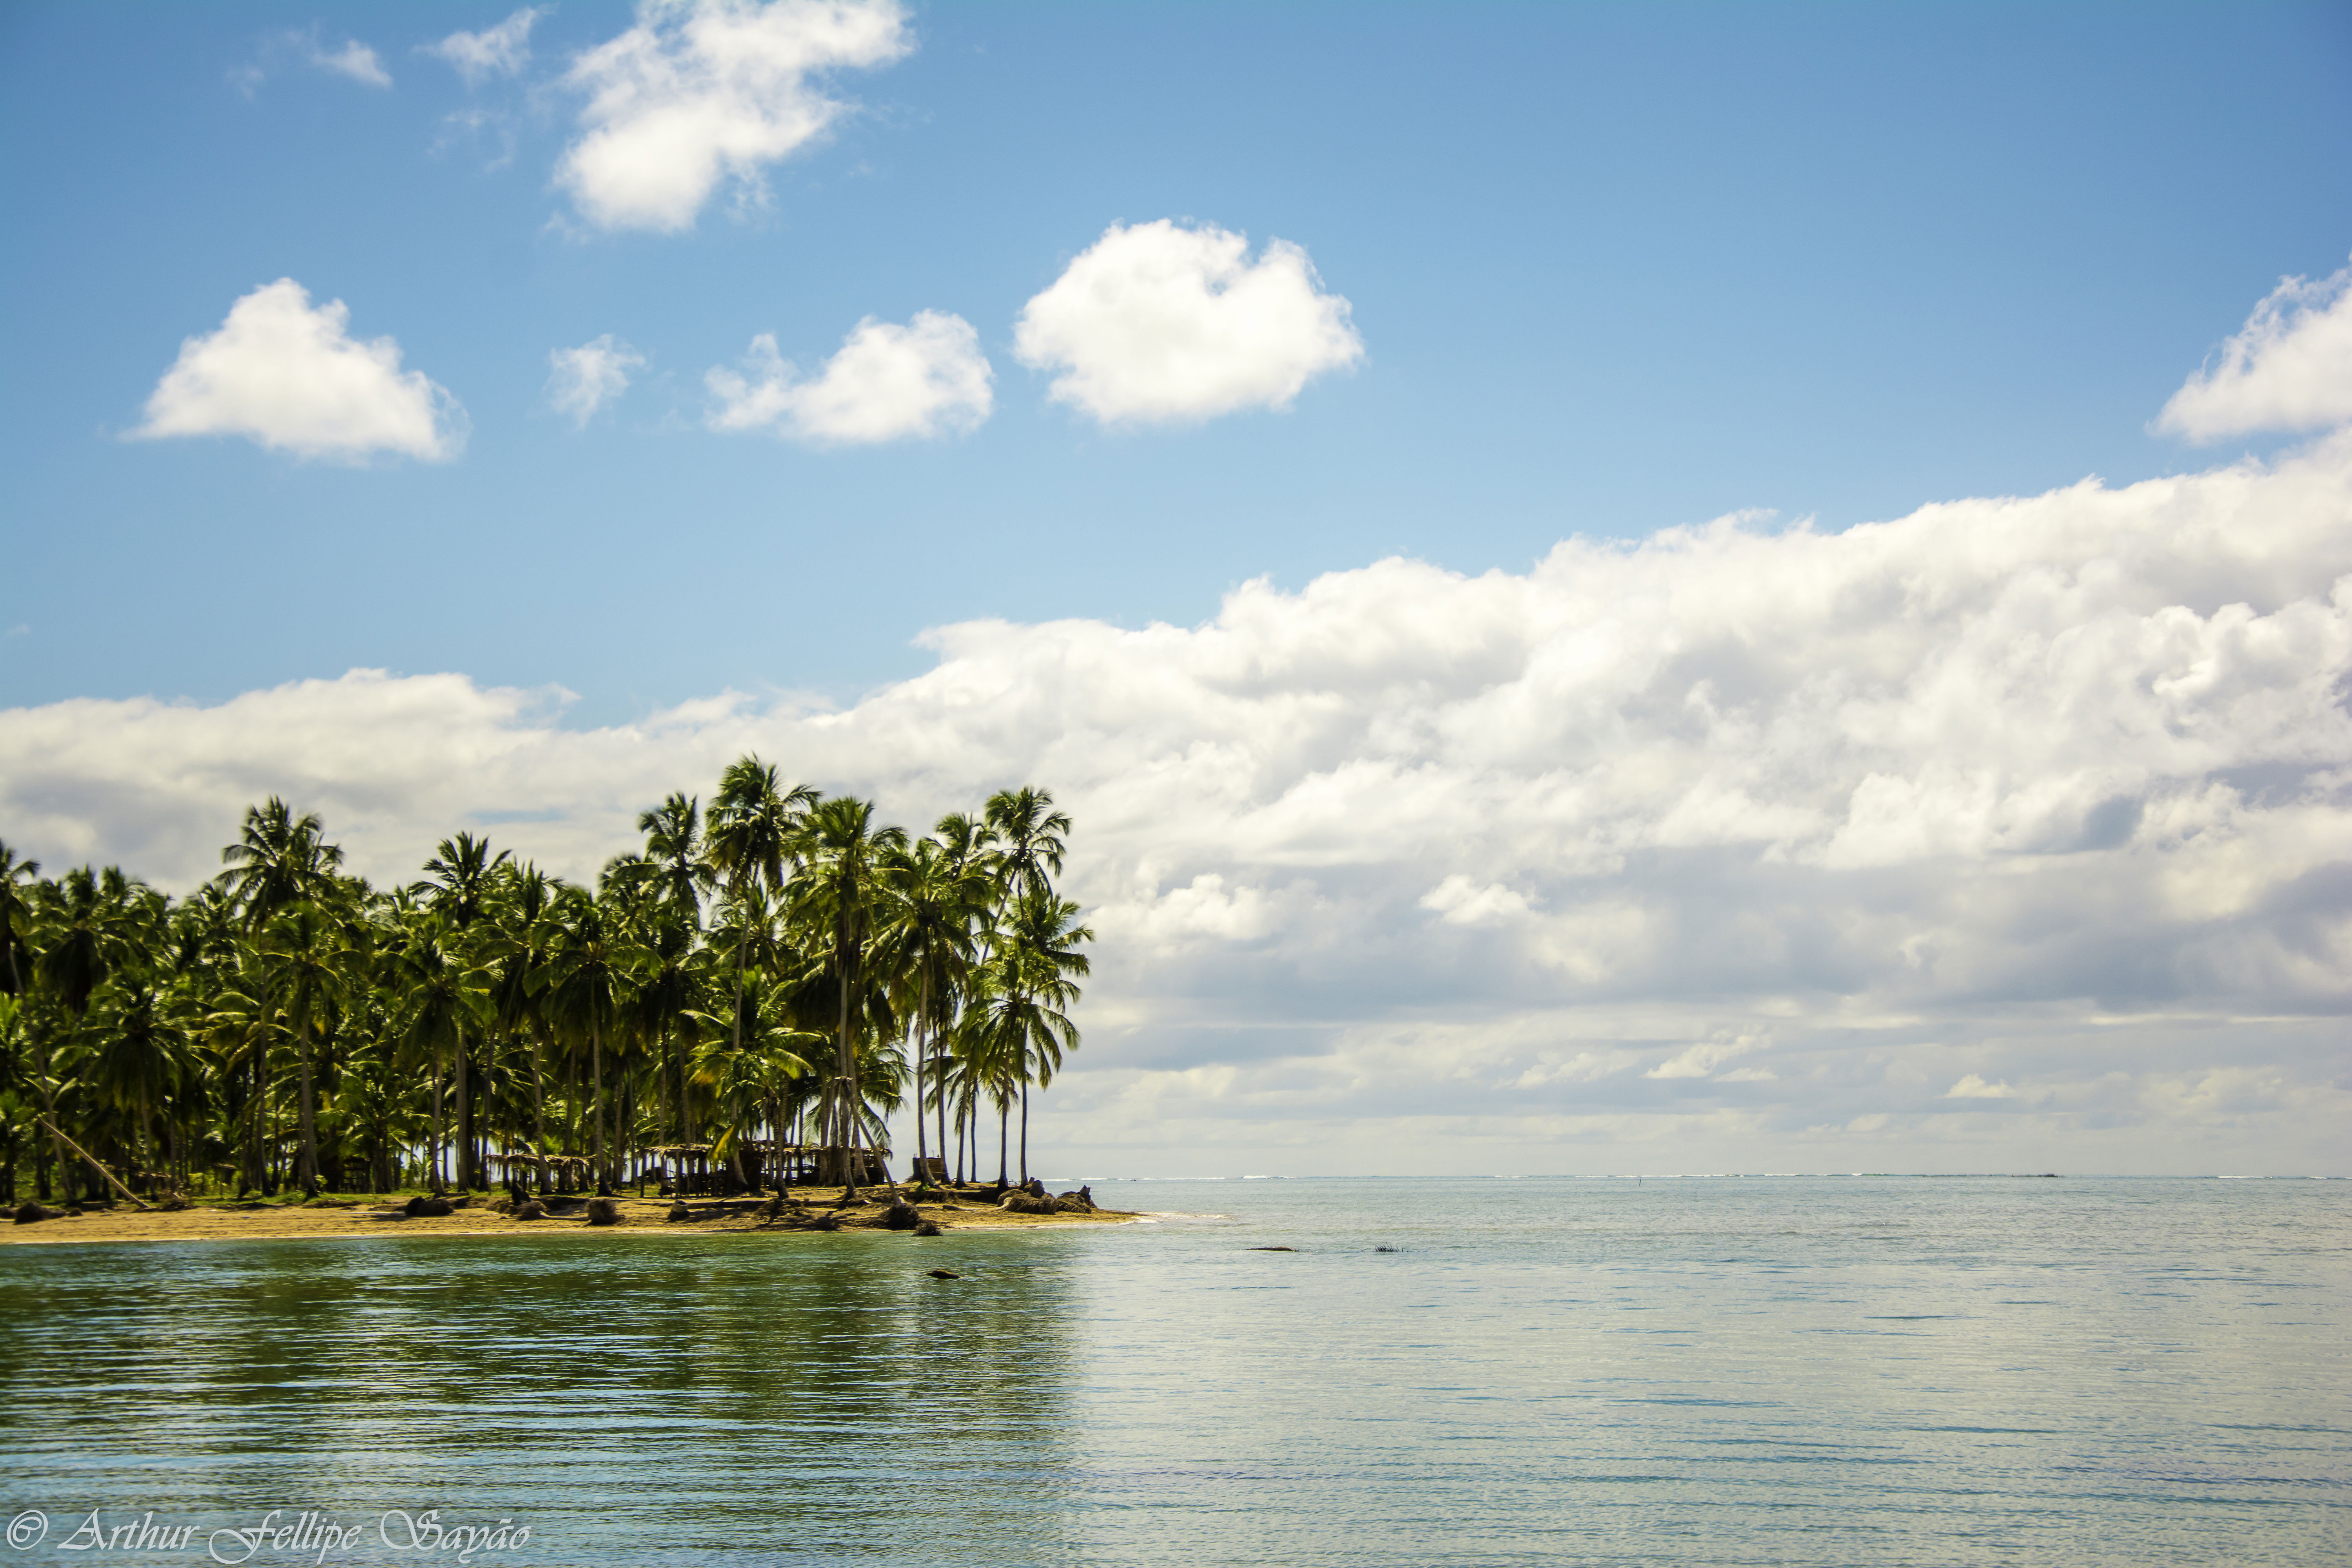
[
  {"xmin": 404, "ymin": 1196, "xmax": 454, "ymax": 1218},
  {"xmin": 1374, "ymin": 1245, "xmax": 1397, "ymax": 1253},
  {"xmin": 915, "ymin": 1220, "xmax": 942, "ymax": 1236},
  {"xmin": 586, "ymin": 1198, "xmax": 621, "ymax": 1226},
  {"xmin": 1248, "ymin": 1245, "xmax": 1296, "ymax": 1252},
  {"xmin": 927, "ymin": 1269, "xmax": 960, "ymax": 1279}
]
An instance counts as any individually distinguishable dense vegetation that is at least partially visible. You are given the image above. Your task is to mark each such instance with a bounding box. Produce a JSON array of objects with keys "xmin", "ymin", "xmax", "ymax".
[{"xmin": 0, "ymin": 759, "xmax": 1090, "ymax": 1206}]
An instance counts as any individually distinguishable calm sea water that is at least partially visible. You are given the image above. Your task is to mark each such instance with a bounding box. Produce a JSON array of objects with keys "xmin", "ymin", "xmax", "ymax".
[{"xmin": 0, "ymin": 1176, "xmax": 2345, "ymax": 1566}]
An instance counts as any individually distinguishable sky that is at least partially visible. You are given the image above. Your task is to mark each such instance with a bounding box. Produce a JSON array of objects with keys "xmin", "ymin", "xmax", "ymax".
[{"xmin": 4, "ymin": 1, "xmax": 2351, "ymax": 1176}]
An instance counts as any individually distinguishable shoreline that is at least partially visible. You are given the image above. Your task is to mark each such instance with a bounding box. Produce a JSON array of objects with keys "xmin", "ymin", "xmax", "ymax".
[{"xmin": 2, "ymin": 1187, "xmax": 1136, "ymax": 1247}]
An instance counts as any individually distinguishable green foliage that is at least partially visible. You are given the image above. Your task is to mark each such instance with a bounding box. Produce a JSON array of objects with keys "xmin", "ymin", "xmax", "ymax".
[{"xmin": 0, "ymin": 765, "xmax": 1089, "ymax": 1200}]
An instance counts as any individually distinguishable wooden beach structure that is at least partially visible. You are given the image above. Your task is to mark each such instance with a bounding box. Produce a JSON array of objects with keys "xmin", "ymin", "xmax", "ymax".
[{"xmin": 635, "ymin": 1143, "xmax": 891, "ymax": 1196}]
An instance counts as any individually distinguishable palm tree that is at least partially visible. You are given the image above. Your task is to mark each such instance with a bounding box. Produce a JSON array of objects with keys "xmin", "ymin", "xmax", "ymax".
[
  {"xmin": 878, "ymin": 833, "xmax": 989, "ymax": 1186},
  {"xmin": 791, "ymin": 796, "xmax": 907, "ymax": 1199},
  {"xmin": 969, "ymin": 890, "xmax": 1093, "ymax": 1185},
  {"xmin": 983, "ymin": 787, "xmax": 1072, "ymax": 909},
  {"xmin": 218, "ymin": 799, "xmax": 343, "ymax": 928},
  {"xmin": 416, "ymin": 833, "xmax": 509, "ymax": 1191},
  {"xmin": 708, "ymin": 757, "xmax": 817, "ymax": 1070},
  {"xmin": 534, "ymin": 885, "xmax": 648, "ymax": 1196},
  {"xmin": 254, "ymin": 901, "xmax": 354, "ymax": 1198},
  {"xmin": 483, "ymin": 863, "xmax": 561, "ymax": 1191},
  {"xmin": 0, "ymin": 842, "xmax": 62, "ymax": 1199}
]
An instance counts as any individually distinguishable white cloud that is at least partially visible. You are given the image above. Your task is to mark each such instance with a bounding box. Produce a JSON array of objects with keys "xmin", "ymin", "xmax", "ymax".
[
  {"xmin": 706, "ymin": 311, "xmax": 992, "ymax": 443},
  {"xmin": 314, "ymin": 39, "xmax": 393, "ymax": 87},
  {"xmin": 557, "ymin": 0, "xmax": 911, "ymax": 233},
  {"xmin": 546, "ymin": 335, "xmax": 646, "ymax": 427},
  {"xmin": 2156, "ymin": 259, "xmax": 2352, "ymax": 441},
  {"xmin": 12, "ymin": 434, "xmax": 2352, "ymax": 1172},
  {"xmin": 133, "ymin": 279, "xmax": 465, "ymax": 462},
  {"xmin": 425, "ymin": 8, "xmax": 541, "ymax": 85},
  {"xmin": 1944, "ymin": 1074, "xmax": 2019, "ymax": 1100},
  {"xmin": 233, "ymin": 29, "xmax": 394, "ymax": 94},
  {"xmin": 1014, "ymin": 220, "xmax": 1363, "ymax": 426}
]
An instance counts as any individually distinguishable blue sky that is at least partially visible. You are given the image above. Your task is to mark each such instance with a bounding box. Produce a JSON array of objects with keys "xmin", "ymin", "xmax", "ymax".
[
  {"xmin": 6, "ymin": 2, "xmax": 2348, "ymax": 720},
  {"xmin": 5, "ymin": 2, "xmax": 2352, "ymax": 1172}
]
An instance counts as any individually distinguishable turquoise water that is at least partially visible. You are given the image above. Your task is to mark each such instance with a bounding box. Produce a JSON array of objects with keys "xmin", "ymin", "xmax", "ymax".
[{"xmin": 1, "ymin": 1176, "xmax": 2345, "ymax": 1565}]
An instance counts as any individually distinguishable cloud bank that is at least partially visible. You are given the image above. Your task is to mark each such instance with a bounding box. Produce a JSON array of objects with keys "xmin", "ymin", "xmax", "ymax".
[
  {"xmin": 1015, "ymin": 220, "xmax": 1363, "ymax": 425},
  {"xmin": 133, "ymin": 279, "xmax": 466, "ymax": 462},
  {"xmin": 706, "ymin": 310, "xmax": 992, "ymax": 442},
  {"xmin": 11, "ymin": 436, "xmax": 2350, "ymax": 1173},
  {"xmin": 559, "ymin": 0, "xmax": 912, "ymax": 232},
  {"xmin": 2157, "ymin": 257, "xmax": 2352, "ymax": 442}
]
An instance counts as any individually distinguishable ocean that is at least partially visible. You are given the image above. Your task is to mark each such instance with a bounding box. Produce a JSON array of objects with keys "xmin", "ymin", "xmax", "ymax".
[{"xmin": 1, "ymin": 1175, "xmax": 2344, "ymax": 1565}]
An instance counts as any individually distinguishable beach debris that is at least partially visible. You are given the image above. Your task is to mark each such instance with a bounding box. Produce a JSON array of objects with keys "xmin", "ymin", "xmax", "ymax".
[
  {"xmin": 883, "ymin": 1196, "xmax": 923, "ymax": 1230},
  {"xmin": 157, "ymin": 1192, "xmax": 191, "ymax": 1212},
  {"xmin": 1024, "ymin": 1178, "xmax": 1049, "ymax": 1200},
  {"xmin": 586, "ymin": 1197, "xmax": 621, "ymax": 1226},
  {"xmin": 404, "ymin": 1195, "xmax": 454, "ymax": 1218},
  {"xmin": 666, "ymin": 1201, "xmax": 692, "ymax": 1223},
  {"xmin": 809, "ymin": 1211, "xmax": 843, "ymax": 1231},
  {"xmin": 12, "ymin": 1202, "xmax": 62, "ymax": 1224},
  {"xmin": 512, "ymin": 1200, "xmax": 547, "ymax": 1220},
  {"xmin": 1000, "ymin": 1192, "xmax": 1056, "ymax": 1214},
  {"xmin": 927, "ymin": 1269, "xmax": 960, "ymax": 1279},
  {"xmin": 1247, "ymin": 1245, "xmax": 1296, "ymax": 1252},
  {"xmin": 915, "ymin": 1220, "xmax": 943, "ymax": 1236},
  {"xmin": 1374, "ymin": 1245, "xmax": 1397, "ymax": 1253}
]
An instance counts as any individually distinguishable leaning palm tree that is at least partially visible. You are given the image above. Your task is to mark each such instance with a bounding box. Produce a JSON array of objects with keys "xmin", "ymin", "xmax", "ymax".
[{"xmin": 789, "ymin": 796, "xmax": 907, "ymax": 1199}]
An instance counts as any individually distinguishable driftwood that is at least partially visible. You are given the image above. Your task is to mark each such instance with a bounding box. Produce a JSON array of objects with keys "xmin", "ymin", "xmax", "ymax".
[{"xmin": 512, "ymin": 1200, "xmax": 547, "ymax": 1220}]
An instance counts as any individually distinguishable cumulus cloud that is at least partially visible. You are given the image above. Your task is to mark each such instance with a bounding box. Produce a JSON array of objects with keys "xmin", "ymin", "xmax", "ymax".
[
  {"xmin": 1014, "ymin": 220, "xmax": 1363, "ymax": 426},
  {"xmin": 706, "ymin": 311, "xmax": 992, "ymax": 443},
  {"xmin": 132, "ymin": 279, "xmax": 466, "ymax": 462},
  {"xmin": 2156, "ymin": 258, "xmax": 2352, "ymax": 442},
  {"xmin": 547, "ymin": 335, "xmax": 646, "ymax": 427},
  {"xmin": 11, "ymin": 437, "xmax": 2352, "ymax": 1172},
  {"xmin": 424, "ymin": 8, "xmax": 541, "ymax": 85},
  {"xmin": 557, "ymin": 0, "xmax": 911, "ymax": 232}
]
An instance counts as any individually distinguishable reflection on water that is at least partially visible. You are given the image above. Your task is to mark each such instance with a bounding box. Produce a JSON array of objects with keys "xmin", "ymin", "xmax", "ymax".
[{"xmin": 2, "ymin": 1178, "xmax": 2346, "ymax": 1566}]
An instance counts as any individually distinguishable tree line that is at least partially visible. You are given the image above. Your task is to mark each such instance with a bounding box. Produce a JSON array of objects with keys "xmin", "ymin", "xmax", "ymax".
[{"xmin": 0, "ymin": 760, "xmax": 1091, "ymax": 1207}]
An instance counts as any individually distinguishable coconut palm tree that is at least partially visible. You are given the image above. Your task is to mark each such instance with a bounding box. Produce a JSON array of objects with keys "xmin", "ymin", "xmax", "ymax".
[
  {"xmin": 253, "ymin": 900, "xmax": 356, "ymax": 1198},
  {"xmin": 790, "ymin": 796, "xmax": 907, "ymax": 1199},
  {"xmin": 877, "ymin": 834, "xmax": 990, "ymax": 1186},
  {"xmin": 968, "ymin": 890, "xmax": 1093, "ymax": 1185},
  {"xmin": 708, "ymin": 758, "xmax": 817, "ymax": 1069},
  {"xmin": 416, "ymin": 834, "xmax": 509, "ymax": 1192},
  {"xmin": 534, "ymin": 885, "xmax": 649, "ymax": 1196},
  {"xmin": 218, "ymin": 799, "xmax": 343, "ymax": 928}
]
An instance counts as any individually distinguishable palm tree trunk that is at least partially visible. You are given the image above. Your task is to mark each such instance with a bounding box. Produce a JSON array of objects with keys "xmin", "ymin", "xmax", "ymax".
[
  {"xmin": 996, "ymin": 1101, "xmax": 1009, "ymax": 1188},
  {"xmin": 592, "ymin": 1012, "xmax": 610, "ymax": 1196},
  {"xmin": 296, "ymin": 1019, "xmax": 321, "ymax": 1198},
  {"xmin": 913, "ymin": 967, "xmax": 931, "ymax": 1184},
  {"xmin": 454, "ymin": 1024, "xmax": 470, "ymax": 1193},
  {"xmin": 1019, "ymin": 1078, "xmax": 1029, "ymax": 1187},
  {"xmin": 530, "ymin": 1033, "xmax": 548, "ymax": 1194},
  {"xmin": 836, "ymin": 927, "xmax": 860, "ymax": 1201},
  {"xmin": 430, "ymin": 1045, "xmax": 447, "ymax": 1196}
]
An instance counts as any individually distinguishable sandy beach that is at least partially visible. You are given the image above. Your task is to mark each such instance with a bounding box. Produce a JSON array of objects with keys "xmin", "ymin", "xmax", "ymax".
[{"xmin": 2, "ymin": 1188, "xmax": 1134, "ymax": 1246}]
